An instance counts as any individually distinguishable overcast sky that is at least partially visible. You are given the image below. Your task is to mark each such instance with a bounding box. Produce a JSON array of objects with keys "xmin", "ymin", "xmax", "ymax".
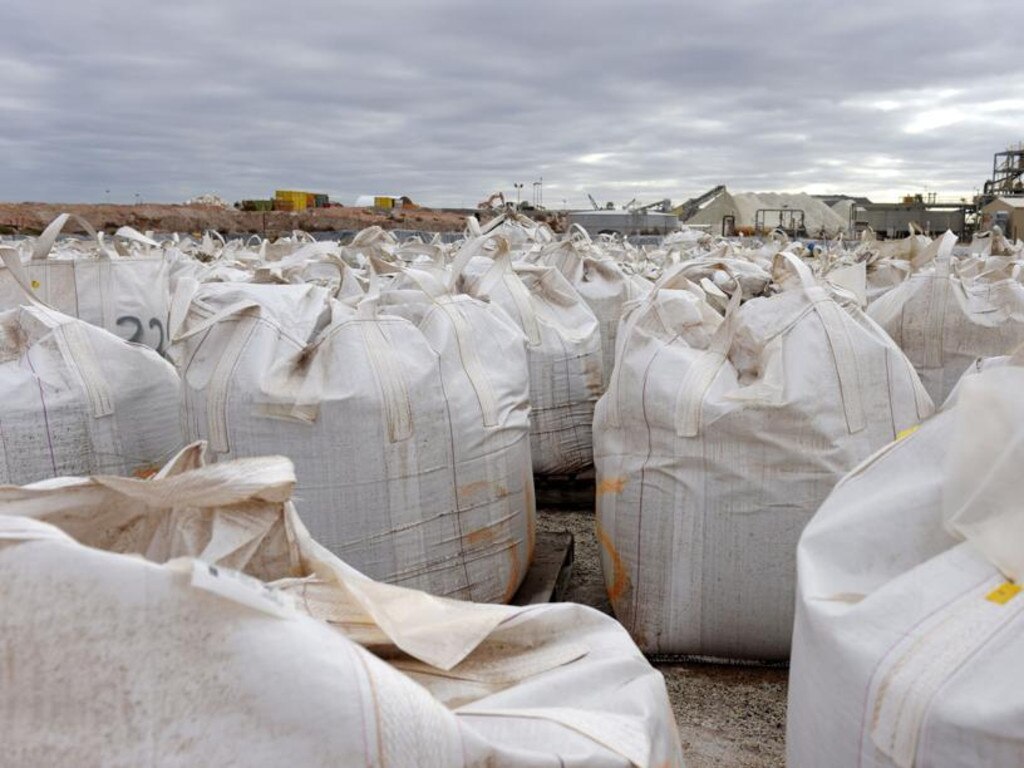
[{"xmin": 2, "ymin": 0, "xmax": 1022, "ymax": 208}]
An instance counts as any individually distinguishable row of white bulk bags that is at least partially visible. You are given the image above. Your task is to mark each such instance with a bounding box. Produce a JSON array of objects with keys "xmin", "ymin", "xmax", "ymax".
[
  {"xmin": 0, "ymin": 445, "xmax": 683, "ymax": 767},
  {"xmin": 0, "ymin": 214, "xmax": 172, "ymax": 353},
  {"xmin": 595, "ymin": 253, "xmax": 932, "ymax": 658},
  {"xmin": 868, "ymin": 230, "xmax": 1024, "ymax": 405},
  {"xmin": 535, "ymin": 226, "xmax": 652, "ymax": 389},
  {"xmin": 168, "ymin": 265, "xmax": 534, "ymax": 602},
  {"xmin": 788, "ymin": 361, "xmax": 1024, "ymax": 768},
  {"xmin": 970, "ymin": 224, "xmax": 1023, "ymax": 259},
  {"xmin": 469, "ymin": 211, "xmax": 556, "ymax": 253},
  {"xmin": 850, "ymin": 227, "xmax": 934, "ymax": 304},
  {"xmin": 455, "ymin": 233, "xmax": 603, "ymax": 475},
  {"xmin": 0, "ymin": 263, "xmax": 182, "ymax": 485}
]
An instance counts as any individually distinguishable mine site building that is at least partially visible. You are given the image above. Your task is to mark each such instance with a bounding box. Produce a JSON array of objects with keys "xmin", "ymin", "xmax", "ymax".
[
  {"xmin": 847, "ymin": 195, "xmax": 970, "ymax": 240},
  {"xmin": 980, "ymin": 197, "xmax": 1024, "ymax": 240},
  {"xmin": 567, "ymin": 208, "xmax": 679, "ymax": 237}
]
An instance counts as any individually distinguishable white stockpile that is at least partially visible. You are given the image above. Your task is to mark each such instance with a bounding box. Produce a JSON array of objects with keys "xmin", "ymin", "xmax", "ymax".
[
  {"xmin": 0, "ymin": 214, "xmax": 173, "ymax": 353},
  {"xmin": 868, "ymin": 229, "xmax": 1024, "ymax": 405},
  {"xmin": 168, "ymin": 243, "xmax": 536, "ymax": 602},
  {"xmin": 595, "ymin": 248, "xmax": 932, "ymax": 658},
  {"xmin": 788, "ymin": 359, "xmax": 1024, "ymax": 768},
  {"xmin": 0, "ymin": 445, "xmax": 683, "ymax": 768},
  {"xmin": 456, "ymin": 228, "xmax": 604, "ymax": 475},
  {"xmin": 684, "ymin": 190, "xmax": 848, "ymax": 237}
]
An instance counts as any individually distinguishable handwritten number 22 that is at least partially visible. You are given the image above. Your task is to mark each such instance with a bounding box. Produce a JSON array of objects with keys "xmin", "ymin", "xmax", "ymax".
[{"xmin": 116, "ymin": 315, "xmax": 166, "ymax": 355}]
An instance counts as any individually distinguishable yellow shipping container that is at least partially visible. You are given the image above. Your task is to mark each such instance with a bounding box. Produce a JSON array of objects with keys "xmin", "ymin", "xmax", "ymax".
[
  {"xmin": 275, "ymin": 190, "xmax": 310, "ymax": 210},
  {"xmin": 374, "ymin": 196, "xmax": 394, "ymax": 210}
]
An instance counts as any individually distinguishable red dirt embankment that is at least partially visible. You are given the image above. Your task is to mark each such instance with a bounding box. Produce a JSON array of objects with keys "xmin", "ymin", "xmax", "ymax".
[{"xmin": 0, "ymin": 203, "xmax": 485, "ymax": 237}]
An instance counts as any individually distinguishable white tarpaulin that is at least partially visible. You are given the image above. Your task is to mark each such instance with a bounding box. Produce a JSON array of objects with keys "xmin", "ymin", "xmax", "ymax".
[
  {"xmin": 0, "ymin": 445, "xmax": 683, "ymax": 767},
  {"xmin": 595, "ymin": 253, "xmax": 932, "ymax": 658},
  {"xmin": 788, "ymin": 363, "xmax": 1024, "ymax": 767}
]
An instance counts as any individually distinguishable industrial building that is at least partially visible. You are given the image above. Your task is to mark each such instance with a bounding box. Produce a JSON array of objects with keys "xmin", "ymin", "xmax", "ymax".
[
  {"xmin": 980, "ymin": 197, "xmax": 1024, "ymax": 240},
  {"xmin": 981, "ymin": 144, "xmax": 1024, "ymax": 204},
  {"xmin": 845, "ymin": 196, "xmax": 970, "ymax": 239},
  {"xmin": 567, "ymin": 208, "xmax": 679, "ymax": 237}
]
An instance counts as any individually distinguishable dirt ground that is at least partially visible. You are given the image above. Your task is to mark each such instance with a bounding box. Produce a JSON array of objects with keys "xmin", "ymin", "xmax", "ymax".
[
  {"xmin": 0, "ymin": 202, "xmax": 566, "ymax": 238},
  {"xmin": 0, "ymin": 202, "xmax": 472, "ymax": 237},
  {"xmin": 536, "ymin": 508, "xmax": 788, "ymax": 768}
]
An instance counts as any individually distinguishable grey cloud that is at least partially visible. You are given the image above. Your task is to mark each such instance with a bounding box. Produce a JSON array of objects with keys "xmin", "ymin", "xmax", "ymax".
[{"xmin": 1, "ymin": 0, "xmax": 1022, "ymax": 208}]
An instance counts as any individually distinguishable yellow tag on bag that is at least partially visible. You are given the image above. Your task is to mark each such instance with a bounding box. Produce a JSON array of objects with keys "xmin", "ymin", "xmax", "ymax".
[
  {"xmin": 986, "ymin": 582, "xmax": 1021, "ymax": 605},
  {"xmin": 896, "ymin": 425, "xmax": 919, "ymax": 441}
]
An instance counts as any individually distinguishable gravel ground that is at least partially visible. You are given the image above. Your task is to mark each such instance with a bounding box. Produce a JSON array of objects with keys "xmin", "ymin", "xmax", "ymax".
[{"xmin": 536, "ymin": 508, "xmax": 788, "ymax": 768}]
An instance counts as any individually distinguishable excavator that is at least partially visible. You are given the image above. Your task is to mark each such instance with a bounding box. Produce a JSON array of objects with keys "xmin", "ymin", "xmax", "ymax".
[{"xmin": 477, "ymin": 192, "xmax": 506, "ymax": 210}]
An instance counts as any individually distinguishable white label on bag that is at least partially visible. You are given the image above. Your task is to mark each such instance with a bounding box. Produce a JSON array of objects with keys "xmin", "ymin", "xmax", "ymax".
[{"xmin": 190, "ymin": 560, "xmax": 295, "ymax": 619}]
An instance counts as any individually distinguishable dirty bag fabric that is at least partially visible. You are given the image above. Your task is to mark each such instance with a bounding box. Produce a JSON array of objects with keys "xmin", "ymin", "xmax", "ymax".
[
  {"xmin": 595, "ymin": 255, "xmax": 932, "ymax": 659},
  {"xmin": 788, "ymin": 364, "xmax": 1024, "ymax": 768},
  {"xmin": 0, "ymin": 447, "xmax": 683, "ymax": 768}
]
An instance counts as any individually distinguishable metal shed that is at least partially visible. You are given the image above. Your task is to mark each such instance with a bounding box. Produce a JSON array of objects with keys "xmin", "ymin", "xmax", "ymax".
[
  {"xmin": 980, "ymin": 197, "xmax": 1024, "ymax": 240},
  {"xmin": 566, "ymin": 209, "xmax": 679, "ymax": 237}
]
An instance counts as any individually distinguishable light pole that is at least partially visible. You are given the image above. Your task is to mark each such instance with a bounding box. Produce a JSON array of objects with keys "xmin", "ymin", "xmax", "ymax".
[{"xmin": 514, "ymin": 182, "xmax": 523, "ymax": 204}]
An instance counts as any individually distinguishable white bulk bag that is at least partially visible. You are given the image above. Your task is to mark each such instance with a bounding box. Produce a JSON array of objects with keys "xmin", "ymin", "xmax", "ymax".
[
  {"xmin": 169, "ymin": 275, "xmax": 533, "ymax": 602},
  {"xmin": 0, "ymin": 296, "xmax": 182, "ymax": 485},
  {"xmin": 538, "ymin": 227, "xmax": 652, "ymax": 389},
  {"xmin": 868, "ymin": 230, "xmax": 1024, "ymax": 405},
  {"xmin": 788, "ymin": 363, "xmax": 1024, "ymax": 768},
  {"xmin": 456, "ymin": 234, "xmax": 603, "ymax": 475},
  {"xmin": 595, "ymin": 254, "xmax": 932, "ymax": 659},
  {"xmin": 858, "ymin": 228, "xmax": 933, "ymax": 304},
  {"xmin": 0, "ymin": 214, "xmax": 172, "ymax": 352},
  {"xmin": 470, "ymin": 211, "xmax": 556, "ymax": 253},
  {"xmin": 0, "ymin": 446, "xmax": 683, "ymax": 767}
]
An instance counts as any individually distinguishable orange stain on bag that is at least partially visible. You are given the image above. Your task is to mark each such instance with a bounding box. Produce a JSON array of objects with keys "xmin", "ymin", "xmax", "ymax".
[
  {"xmin": 597, "ymin": 476, "xmax": 627, "ymax": 495},
  {"xmin": 596, "ymin": 522, "xmax": 630, "ymax": 603},
  {"xmin": 502, "ymin": 545, "xmax": 522, "ymax": 603}
]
